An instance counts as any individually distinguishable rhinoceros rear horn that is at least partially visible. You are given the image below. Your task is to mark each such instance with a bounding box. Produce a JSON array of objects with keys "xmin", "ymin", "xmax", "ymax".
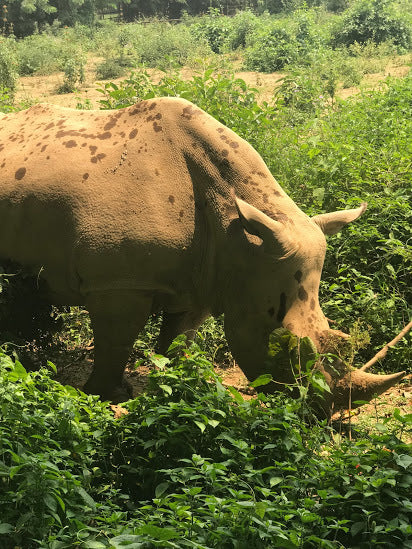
[{"xmin": 312, "ymin": 202, "xmax": 367, "ymax": 235}]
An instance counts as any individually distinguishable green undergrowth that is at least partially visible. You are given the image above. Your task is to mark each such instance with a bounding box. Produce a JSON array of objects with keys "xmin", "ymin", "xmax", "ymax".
[{"xmin": 0, "ymin": 340, "xmax": 411, "ymax": 548}]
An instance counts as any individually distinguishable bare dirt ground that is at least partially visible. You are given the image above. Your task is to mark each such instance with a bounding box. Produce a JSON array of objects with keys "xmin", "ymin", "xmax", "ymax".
[
  {"xmin": 14, "ymin": 56, "xmax": 411, "ymax": 109},
  {"xmin": 13, "ymin": 59, "xmax": 412, "ymax": 434}
]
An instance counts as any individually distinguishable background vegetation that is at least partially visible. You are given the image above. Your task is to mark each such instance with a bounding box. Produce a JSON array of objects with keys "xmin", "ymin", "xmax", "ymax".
[{"xmin": 0, "ymin": 1, "xmax": 411, "ymax": 546}]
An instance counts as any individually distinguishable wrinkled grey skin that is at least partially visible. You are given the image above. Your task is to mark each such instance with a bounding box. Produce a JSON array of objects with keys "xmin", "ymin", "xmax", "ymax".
[{"xmin": 0, "ymin": 98, "xmax": 403, "ymax": 403}]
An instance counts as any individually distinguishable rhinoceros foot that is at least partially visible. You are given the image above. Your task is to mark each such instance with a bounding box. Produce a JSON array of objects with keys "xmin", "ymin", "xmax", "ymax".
[{"xmin": 83, "ymin": 376, "xmax": 132, "ymax": 404}]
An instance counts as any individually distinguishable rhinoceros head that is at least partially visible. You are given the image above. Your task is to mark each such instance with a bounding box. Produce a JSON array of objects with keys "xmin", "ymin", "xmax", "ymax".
[{"xmin": 223, "ymin": 197, "xmax": 404, "ymax": 413}]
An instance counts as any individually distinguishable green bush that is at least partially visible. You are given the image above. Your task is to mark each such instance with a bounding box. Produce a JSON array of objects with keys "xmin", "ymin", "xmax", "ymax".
[
  {"xmin": 0, "ymin": 37, "xmax": 18, "ymax": 97},
  {"xmin": 224, "ymin": 9, "xmax": 260, "ymax": 50},
  {"xmin": 245, "ymin": 25, "xmax": 299, "ymax": 71},
  {"xmin": 126, "ymin": 21, "xmax": 210, "ymax": 69},
  {"xmin": 56, "ymin": 54, "xmax": 86, "ymax": 93},
  {"xmin": 244, "ymin": 10, "xmax": 326, "ymax": 72},
  {"xmin": 14, "ymin": 33, "xmax": 62, "ymax": 75},
  {"xmin": 0, "ymin": 343, "xmax": 411, "ymax": 547},
  {"xmin": 190, "ymin": 8, "xmax": 234, "ymax": 54},
  {"xmin": 331, "ymin": 0, "xmax": 412, "ymax": 49},
  {"xmin": 95, "ymin": 57, "xmax": 128, "ymax": 80}
]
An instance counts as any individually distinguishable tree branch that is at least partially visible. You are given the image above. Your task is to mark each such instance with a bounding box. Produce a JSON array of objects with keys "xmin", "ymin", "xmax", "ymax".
[{"xmin": 360, "ymin": 320, "xmax": 412, "ymax": 371}]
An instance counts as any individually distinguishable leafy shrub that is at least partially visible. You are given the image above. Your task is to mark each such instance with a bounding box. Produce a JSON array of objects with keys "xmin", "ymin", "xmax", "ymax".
[
  {"xmin": 244, "ymin": 10, "xmax": 325, "ymax": 72},
  {"xmin": 126, "ymin": 21, "xmax": 210, "ymax": 69},
  {"xmin": 14, "ymin": 33, "xmax": 62, "ymax": 75},
  {"xmin": 331, "ymin": 0, "xmax": 412, "ymax": 49},
  {"xmin": 245, "ymin": 25, "xmax": 299, "ymax": 71},
  {"xmin": 224, "ymin": 9, "xmax": 259, "ymax": 50},
  {"xmin": 0, "ymin": 38, "xmax": 17, "ymax": 97},
  {"xmin": 95, "ymin": 57, "xmax": 128, "ymax": 80},
  {"xmin": 190, "ymin": 8, "xmax": 233, "ymax": 53},
  {"xmin": 0, "ymin": 342, "xmax": 411, "ymax": 547},
  {"xmin": 56, "ymin": 54, "xmax": 86, "ymax": 93}
]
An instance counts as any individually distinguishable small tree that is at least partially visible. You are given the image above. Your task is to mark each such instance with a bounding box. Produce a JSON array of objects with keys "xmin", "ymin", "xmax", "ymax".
[{"xmin": 331, "ymin": 0, "xmax": 411, "ymax": 49}]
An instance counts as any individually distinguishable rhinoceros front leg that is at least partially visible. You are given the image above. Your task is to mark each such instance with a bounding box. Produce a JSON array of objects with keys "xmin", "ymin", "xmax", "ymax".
[
  {"xmin": 158, "ymin": 310, "xmax": 209, "ymax": 354},
  {"xmin": 83, "ymin": 290, "xmax": 152, "ymax": 401}
]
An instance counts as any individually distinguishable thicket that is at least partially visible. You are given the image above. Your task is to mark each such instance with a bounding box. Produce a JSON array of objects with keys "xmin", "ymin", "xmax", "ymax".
[{"xmin": 0, "ymin": 342, "xmax": 411, "ymax": 548}]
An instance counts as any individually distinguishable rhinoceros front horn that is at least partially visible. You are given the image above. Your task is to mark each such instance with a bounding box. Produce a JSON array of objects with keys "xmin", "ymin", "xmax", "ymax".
[{"xmin": 317, "ymin": 364, "xmax": 406, "ymax": 416}]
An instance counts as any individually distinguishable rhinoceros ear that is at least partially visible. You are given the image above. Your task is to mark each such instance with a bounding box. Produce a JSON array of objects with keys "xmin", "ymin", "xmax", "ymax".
[
  {"xmin": 234, "ymin": 195, "xmax": 291, "ymax": 256},
  {"xmin": 312, "ymin": 202, "xmax": 367, "ymax": 235}
]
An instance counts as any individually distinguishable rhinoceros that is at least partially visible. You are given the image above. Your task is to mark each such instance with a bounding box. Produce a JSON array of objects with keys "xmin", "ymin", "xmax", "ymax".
[{"xmin": 0, "ymin": 98, "xmax": 404, "ymax": 406}]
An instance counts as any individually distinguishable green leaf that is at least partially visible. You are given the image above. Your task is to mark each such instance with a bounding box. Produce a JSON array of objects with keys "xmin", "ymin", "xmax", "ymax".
[
  {"xmin": 395, "ymin": 454, "xmax": 412, "ymax": 470},
  {"xmin": 227, "ymin": 386, "xmax": 244, "ymax": 403},
  {"xmin": 250, "ymin": 374, "xmax": 273, "ymax": 388},
  {"xmin": 0, "ymin": 524, "xmax": 13, "ymax": 534},
  {"xmin": 159, "ymin": 384, "xmax": 172, "ymax": 395},
  {"xmin": 139, "ymin": 524, "xmax": 179, "ymax": 540},
  {"xmin": 194, "ymin": 421, "xmax": 206, "ymax": 432},
  {"xmin": 76, "ymin": 486, "xmax": 96, "ymax": 510},
  {"xmin": 8, "ymin": 361, "xmax": 28, "ymax": 381},
  {"xmin": 155, "ymin": 482, "xmax": 170, "ymax": 498}
]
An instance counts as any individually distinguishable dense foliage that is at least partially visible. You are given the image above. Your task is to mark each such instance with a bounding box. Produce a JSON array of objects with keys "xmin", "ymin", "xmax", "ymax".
[{"xmin": 0, "ymin": 342, "xmax": 411, "ymax": 548}]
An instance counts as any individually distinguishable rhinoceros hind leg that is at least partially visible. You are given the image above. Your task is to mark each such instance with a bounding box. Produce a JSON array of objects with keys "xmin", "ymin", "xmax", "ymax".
[
  {"xmin": 158, "ymin": 310, "xmax": 209, "ymax": 354},
  {"xmin": 84, "ymin": 290, "xmax": 152, "ymax": 401}
]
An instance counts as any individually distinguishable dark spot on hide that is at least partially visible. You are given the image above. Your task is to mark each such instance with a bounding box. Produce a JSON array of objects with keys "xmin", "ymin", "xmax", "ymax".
[
  {"xmin": 294, "ymin": 270, "xmax": 303, "ymax": 283},
  {"xmin": 41, "ymin": 145, "xmax": 48, "ymax": 152},
  {"xmin": 97, "ymin": 132, "xmax": 112, "ymax": 140},
  {"xmin": 310, "ymin": 298, "xmax": 316, "ymax": 311},
  {"xmin": 277, "ymin": 292, "xmax": 287, "ymax": 322},
  {"xmin": 217, "ymin": 127, "xmax": 224, "ymax": 133},
  {"xmin": 153, "ymin": 121, "xmax": 162, "ymax": 133},
  {"xmin": 91, "ymin": 153, "xmax": 106, "ymax": 163},
  {"xmin": 230, "ymin": 141, "xmax": 239, "ymax": 149},
  {"xmin": 182, "ymin": 105, "xmax": 200, "ymax": 120},
  {"xmin": 149, "ymin": 102, "xmax": 157, "ymax": 110},
  {"xmin": 45, "ymin": 122, "xmax": 55, "ymax": 130},
  {"xmin": 15, "ymin": 167, "xmax": 26, "ymax": 180},
  {"xmin": 129, "ymin": 129, "xmax": 138, "ymax": 139},
  {"xmin": 298, "ymin": 286, "xmax": 308, "ymax": 302},
  {"xmin": 104, "ymin": 118, "xmax": 118, "ymax": 131},
  {"xmin": 168, "ymin": 195, "xmax": 175, "ymax": 205},
  {"xmin": 268, "ymin": 306, "xmax": 275, "ymax": 318},
  {"xmin": 89, "ymin": 145, "xmax": 98, "ymax": 155},
  {"xmin": 272, "ymin": 211, "xmax": 289, "ymax": 223},
  {"xmin": 179, "ymin": 210, "xmax": 184, "ymax": 218},
  {"xmin": 222, "ymin": 149, "xmax": 229, "ymax": 157},
  {"xmin": 65, "ymin": 140, "xmax": 77, "ymax": 148},
  {"xmin": 83, "ymin": 173, "xmax": 89, "ymax": 180}
]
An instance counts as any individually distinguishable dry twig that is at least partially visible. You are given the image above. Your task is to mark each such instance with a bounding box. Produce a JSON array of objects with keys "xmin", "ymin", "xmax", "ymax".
[{"xmin": 360, "ymin": 320, "xmax": 412, "ymax": 371}]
